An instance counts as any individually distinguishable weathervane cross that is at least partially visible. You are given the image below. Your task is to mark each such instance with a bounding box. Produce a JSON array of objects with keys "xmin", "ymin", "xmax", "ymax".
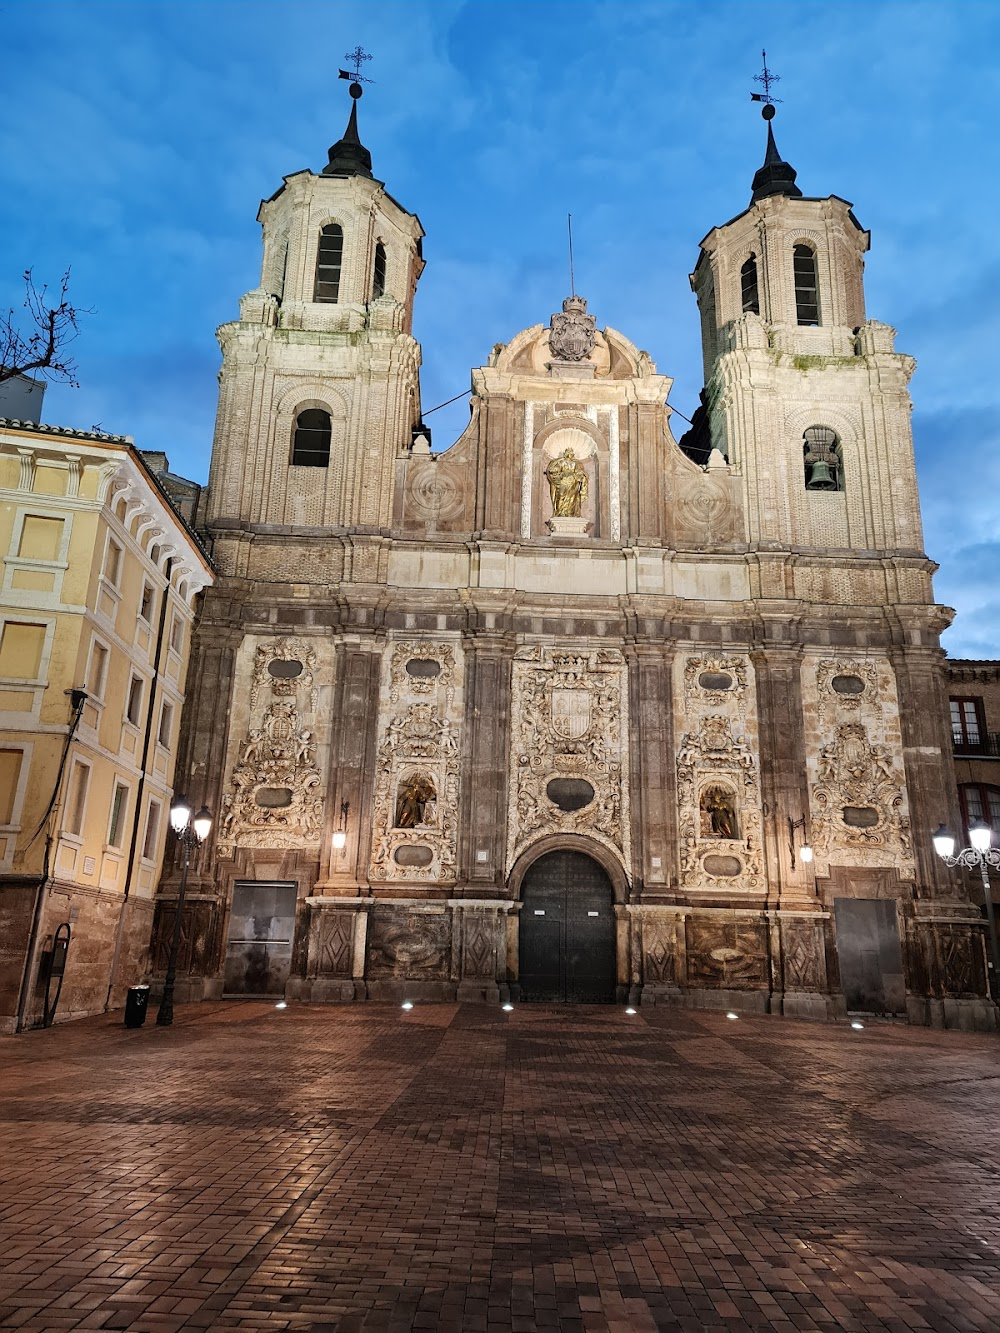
[
  {"xmin": 751, "ymin": 49, "xmax": 782, "ymax": 106},
  {"xmin": 339, "ymin": 45, "xmax": 374, "ymax": 87}
]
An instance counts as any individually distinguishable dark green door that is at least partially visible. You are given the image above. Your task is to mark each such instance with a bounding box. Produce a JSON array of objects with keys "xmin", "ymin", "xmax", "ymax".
[{"xmin": 519, "ymin": 851, "xmax": 616, "ymax": 1002}]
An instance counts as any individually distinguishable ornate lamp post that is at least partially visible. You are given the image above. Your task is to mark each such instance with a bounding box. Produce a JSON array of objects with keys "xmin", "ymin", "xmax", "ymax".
[
  {"xmin": 156, "ymin": 797, "xmax": 212, "ymax": 1027},
  {"xmin": 933, "ymin": 819, "xmax": 1000, "ymax": 999}
]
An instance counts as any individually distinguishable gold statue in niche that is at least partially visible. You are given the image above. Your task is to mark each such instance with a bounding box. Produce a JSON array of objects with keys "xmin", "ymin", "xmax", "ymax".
[
  {"xmin": 395, "ymin": 773, "xmax": 436, "ymax": 829},
  {"xmin": 545, "ymin": 448, "xmax": 589, "ymax": 518},
  {"xmin": 701, "ymin": 786, "xmax": 739, "ymax": 839}
]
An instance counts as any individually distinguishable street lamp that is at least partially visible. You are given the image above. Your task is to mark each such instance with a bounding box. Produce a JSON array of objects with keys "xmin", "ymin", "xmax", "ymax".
[
  {"xmin": 155, "ymin": 797, "xmax": 212, "ymax": 1027},
  {"xmin": 933, "ymin": 820, "xmax": 1000, "ymax": 999}
]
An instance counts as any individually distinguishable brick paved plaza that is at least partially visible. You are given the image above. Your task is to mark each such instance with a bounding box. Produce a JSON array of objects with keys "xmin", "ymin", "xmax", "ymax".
[{"xmin": 2, "ymin": 1005, "xmax": 1000, "ymax": 1333}]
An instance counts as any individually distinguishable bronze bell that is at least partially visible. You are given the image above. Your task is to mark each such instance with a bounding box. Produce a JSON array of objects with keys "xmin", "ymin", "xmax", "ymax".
[{"xmin": 807, "ymin": 459, "xmax": 836, "ymax": 490}]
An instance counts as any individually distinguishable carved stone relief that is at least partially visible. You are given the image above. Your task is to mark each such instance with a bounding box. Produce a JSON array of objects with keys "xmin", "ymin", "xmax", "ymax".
[
  {"xmin": 367, "ymin": 908, "xmax": 450, "ymax": 977},
  {"xmin": 781, "ymin": 919, "xmax": 826, "ymax": 992},
  {"xmin": 685, "ymin": 916, "xmax": 768, "ymax": 989},
  {"xmin": 310, "ymin": 910, "xmax": 354, "ymax": 979},
  {"xmin": 249, "ymin": 637, "xmax": 317, "ymax": 711},
  {"xmin": 219, "ymin": 636, "xmax": 324, "ymax": 855},
  {"xmin": 369, "ymin": 641, "xmax": 463, "ymax": 884},
  {"xmin": 675, "ymin": 655, "xmax": 763, "ymax": 892},
  {"xmin": 803, "ymin": 657, "xmax": 913, "ymax": 875},
  {"xmin": 641, "ymin": 914, "xmax": 677, "ymax": 986},
  {"xmin": 507, "ymin": 645, "xmax": 630, "ymax": 876}
]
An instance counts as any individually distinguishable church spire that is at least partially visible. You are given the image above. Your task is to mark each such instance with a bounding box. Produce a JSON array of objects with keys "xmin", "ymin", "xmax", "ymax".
[
  {"xmin": 324, "ymin": 46, "xmax": 374, "ymax": 179},
  {"xmin": 748, "ymin": 51, "xmax": 802, "ymax": 203}
]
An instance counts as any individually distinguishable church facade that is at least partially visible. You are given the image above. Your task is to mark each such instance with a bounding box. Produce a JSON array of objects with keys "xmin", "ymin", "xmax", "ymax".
[{"xmin": 152, "ymin": 89, "xmax": 994, "ymax": 1028}]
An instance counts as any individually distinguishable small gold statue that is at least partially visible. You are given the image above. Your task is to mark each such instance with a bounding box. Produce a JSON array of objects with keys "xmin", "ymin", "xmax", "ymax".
[{"xmin": 545, "ymin": 448, "xmax": 588, "ymax": 518}]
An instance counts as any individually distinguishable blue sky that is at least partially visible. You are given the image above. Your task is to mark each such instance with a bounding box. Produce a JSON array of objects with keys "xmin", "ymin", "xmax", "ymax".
[{"xmin": 1, "ymin": 0, "xmax": 998, "ymax": 657}]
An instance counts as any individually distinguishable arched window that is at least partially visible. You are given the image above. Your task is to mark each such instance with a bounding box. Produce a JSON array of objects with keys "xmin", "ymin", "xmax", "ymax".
[
  {"xmin": 372, "ymin": 241, "xmax": 387, "ymax": 300},
  {"xmin": 314, "ymin": 224, "xmax": 344, "ymax": 303},
  {"xmin": 959, "ymin": 784, "xmax": 1000, "ymax": 840},
  {"xmin": 740, "ymin": 255, "xmax": 759, "ymax": 315},
  {"xmin": 291, "ymin": 408, "xmax": 332, "ymax": 467},
  {"xmin": 803, "ymin": 426, "xmax": 843, "ymax": 491},
  {"xmin": 793, "ymin": 244, "xmax": 820, "ymax": 325}
]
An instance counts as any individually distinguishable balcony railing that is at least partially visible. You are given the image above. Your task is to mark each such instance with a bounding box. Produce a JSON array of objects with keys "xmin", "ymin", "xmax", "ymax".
[{"xmin": 953, "ymin": 732, "xmax": 1000, "ymax": 758}]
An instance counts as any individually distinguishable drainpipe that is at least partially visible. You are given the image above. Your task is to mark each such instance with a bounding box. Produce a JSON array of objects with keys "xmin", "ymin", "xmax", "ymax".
[
  {"xmin": 104, "ymin": 556, "xmax": 174, "ymax": 1010},
  {"xmin": 15, "ymin": 688, "xmax": 87, "ymax": 1033}
]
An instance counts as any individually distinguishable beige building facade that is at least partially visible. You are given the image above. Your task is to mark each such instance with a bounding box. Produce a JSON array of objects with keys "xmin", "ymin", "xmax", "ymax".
[
  {"xmin": 155, "ymin": 97, "xmax": 994, "ymax": 1028},
  {"xmin": 0, "ymin": 420, "xmax": 212, "ymax": 1031}
]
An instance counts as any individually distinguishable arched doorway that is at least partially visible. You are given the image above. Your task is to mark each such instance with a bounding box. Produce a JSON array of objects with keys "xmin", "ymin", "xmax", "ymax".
[{"xmin": 518, "ymin": 850, "xmax": 616, "ymax": 1002}]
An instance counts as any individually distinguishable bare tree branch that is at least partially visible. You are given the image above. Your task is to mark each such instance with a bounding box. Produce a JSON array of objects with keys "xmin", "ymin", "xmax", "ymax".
[{"xmin": 0, "ymin": 270, "xmax": 87, "ymax": 386}]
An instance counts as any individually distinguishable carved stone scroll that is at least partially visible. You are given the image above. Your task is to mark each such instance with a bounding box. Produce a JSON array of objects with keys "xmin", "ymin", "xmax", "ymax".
[
  {"xmin": 507, "ymin": 645, "xmax": 630, "ymax": 876},
  {"xmin": 370, "ymin": 641, "xmax": 463, "ymax": 884}
]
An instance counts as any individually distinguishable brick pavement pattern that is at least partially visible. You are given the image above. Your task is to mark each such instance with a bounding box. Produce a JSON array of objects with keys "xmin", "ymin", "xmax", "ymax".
[{"xmin": 2, "ymin": 1004, "xmax": 1000, "ymax": 1333}]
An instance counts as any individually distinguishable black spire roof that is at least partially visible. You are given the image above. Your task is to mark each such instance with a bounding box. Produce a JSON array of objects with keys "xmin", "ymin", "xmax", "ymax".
[
  {"xmin": 750, "ymin": 107, "xmax": 802, "ymax": 203},
  {"xmin": 323, "ymin": 85, "xmax": 373, "ymax": 179}
]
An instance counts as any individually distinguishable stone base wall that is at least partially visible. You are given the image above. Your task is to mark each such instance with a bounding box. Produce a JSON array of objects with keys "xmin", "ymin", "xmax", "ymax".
[{"xmin": 0, "ymin": 879, "xmax": 149, "ymax": 1032}]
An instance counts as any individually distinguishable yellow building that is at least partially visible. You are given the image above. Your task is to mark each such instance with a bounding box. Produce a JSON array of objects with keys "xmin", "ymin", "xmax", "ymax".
[{"xmin": 0, "ymin": 419, "xmax": 213, "ymax": 1031}]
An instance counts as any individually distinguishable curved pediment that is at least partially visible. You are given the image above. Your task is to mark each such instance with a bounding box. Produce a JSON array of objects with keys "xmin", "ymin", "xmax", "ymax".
[{"xmin": 488, "ymin": 321, "xmax": 659, "ymax": 382}]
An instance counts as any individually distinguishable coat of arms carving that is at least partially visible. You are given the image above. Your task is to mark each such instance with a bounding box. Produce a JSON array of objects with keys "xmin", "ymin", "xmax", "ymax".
[{"xmin": 548, "ymin": 295, "xmax": 596, "ymax": 363}]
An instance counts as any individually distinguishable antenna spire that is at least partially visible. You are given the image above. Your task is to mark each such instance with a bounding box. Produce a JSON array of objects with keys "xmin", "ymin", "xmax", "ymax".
[{"xmin": 567, "ymin": 213, "xmax": 576, "ymax": 299}]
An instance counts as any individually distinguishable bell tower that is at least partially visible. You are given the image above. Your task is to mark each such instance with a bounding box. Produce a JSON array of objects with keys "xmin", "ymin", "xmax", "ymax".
[
  {"xmin": 205, "ymin": 66, "xmax": 425, "ymax": 570},
  {"xmin": 689, "ymin": 87, "xmax": 923, "ymax": 557}
]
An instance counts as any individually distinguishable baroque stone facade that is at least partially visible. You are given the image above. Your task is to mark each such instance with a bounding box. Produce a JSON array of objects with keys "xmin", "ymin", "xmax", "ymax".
[{"xmin": 149, "ymin": 95, "xmax": 995, "ymax": 1030}]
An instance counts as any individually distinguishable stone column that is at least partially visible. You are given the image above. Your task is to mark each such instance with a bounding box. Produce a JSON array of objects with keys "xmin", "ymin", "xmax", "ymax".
[
  {"xmin": 456, "ymin": 634, "xmax": 515, "ymax": 894},
  {"xmin": 317, "ymin": 641, "xmax": 383, "ymax": 891},
  {"xmin": 625, "ymin": 644, "xmax": 676, "ymax": 898},
  {"xmin": 752, "ymin": 640, "xmax": 817, "ymax": 1012}
]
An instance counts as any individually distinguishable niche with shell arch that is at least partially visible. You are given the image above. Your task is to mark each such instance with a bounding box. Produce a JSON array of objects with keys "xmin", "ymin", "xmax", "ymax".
[{"xmin": 532, "ymin": 420, "xmax": 605, "ymax": 537}]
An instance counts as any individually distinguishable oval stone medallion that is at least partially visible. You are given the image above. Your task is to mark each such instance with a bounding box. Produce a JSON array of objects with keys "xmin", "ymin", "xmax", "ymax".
[
  {"xmin": 842, "ymin": 806, "xmax": 879, "ymax": 828},
  {"xmin": 546, "ymin": 778, "xmax": 596, "ymax": 812},
  {"xmin": 255, "ymin": 786, "xmax": 292, "ymax": 808},
  {"xmin": 405, "ymin": 658, "xmax": 441, "ymax": 679},
  {"xmin": 393, "ymin": 845, "xmax": 434, "ymax": 867},
  {"xmin": 831, "ymin": 674, "xmax": 865, "ymax": 695},
  {"xmin": 698, "ymin": 671, "xmax": 733, "ymax": 691},
  {"xmin": 702, "ymin": 854, "xmax": 741, "ymax": 877},
  {"xmin": 268, "ymin": 658, "xmax": 303, "ymax": 679}
]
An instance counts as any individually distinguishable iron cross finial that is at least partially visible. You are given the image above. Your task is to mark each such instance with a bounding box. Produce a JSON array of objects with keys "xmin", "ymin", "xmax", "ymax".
[
  {"xmin": 339, "ymin": 45, "xmax": 374, "ymax": 87},
  {"xmin": 751, "ymin": 49, "xmax": 782, "ymax": 107}
]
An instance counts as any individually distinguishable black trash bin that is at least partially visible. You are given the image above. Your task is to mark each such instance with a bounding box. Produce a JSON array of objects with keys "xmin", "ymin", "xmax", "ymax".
[{"xmin": 124, "ymin": 985, "xmax": 150, "ymax": 1028}]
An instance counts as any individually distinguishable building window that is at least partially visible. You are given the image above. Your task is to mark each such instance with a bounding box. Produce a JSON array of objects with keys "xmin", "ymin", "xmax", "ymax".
[
  {"xmin": 740, "ymin": 255, "xmax": 759, "ymax": 315},
  {"xmin": 64, "ymin": 760, "xmax": 91, "ymax": 837},
  {"xmin": 158, "ymin": 700, "xmax": 174, "ymax": 748},
  {"xmin": 951, "ymin": 698, "xmax": 985, "ymax": 749},
  {"xmin": 126, "ymin": 674, "xmax": 143, "ymax": 726},
  {"xmin": 959, "ymin": 784, "xmax": 1000, "ymax": 839},
  {"xmin": 372, "ymin": 241, "xmax": 387, "ymax": 299},
  {"xmin": 108, "ymin": 781, "xmax": 129, "ymax": 849},
  {"xmin": 291, "ymin": 408, "xmax": 332, "ymax": 467},
  {"xmin": 169, "ymin": 614, "xmax": 184, "ymax": 654},
  {"xmin": 314, "ymin": 223, "xmax": 344, "ymax": 303},
  {"xmin": 0, "ymin": 621, "xmax": 46, "ymax": 679},
  {"xmin": 803, "ymin": 427, "xmax": 844, "ymax": 492},
  {"xmin": 18, "ymin": 515, "xmax": 64, "ymax": 561},
  {"xmin": 87, "ymin": 640, "xmax": 109, "ymax": 699},
  {"xmin": 142, "ymin": 799, "xmax": 161, "ymax": 861},
  {"xmin": 139, "ymin": 582, "xmax": 155, "ymax": 623},
  {"xmin": 793, "ymin": 244, "xmax": 820, "ymax": 326},
  {"xmin": 0, "ymin": 749, "xmax": 24, "ymax": 825},
  {"xmin": 103, "ymin": 537, "xmax": 123, "ymax": 588}
]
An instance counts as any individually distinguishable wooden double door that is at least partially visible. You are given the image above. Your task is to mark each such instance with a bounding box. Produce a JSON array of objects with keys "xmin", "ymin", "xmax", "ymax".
[{"xmin": 518, "ymin": 851, "xmax": 617, "ymax": 1003}]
